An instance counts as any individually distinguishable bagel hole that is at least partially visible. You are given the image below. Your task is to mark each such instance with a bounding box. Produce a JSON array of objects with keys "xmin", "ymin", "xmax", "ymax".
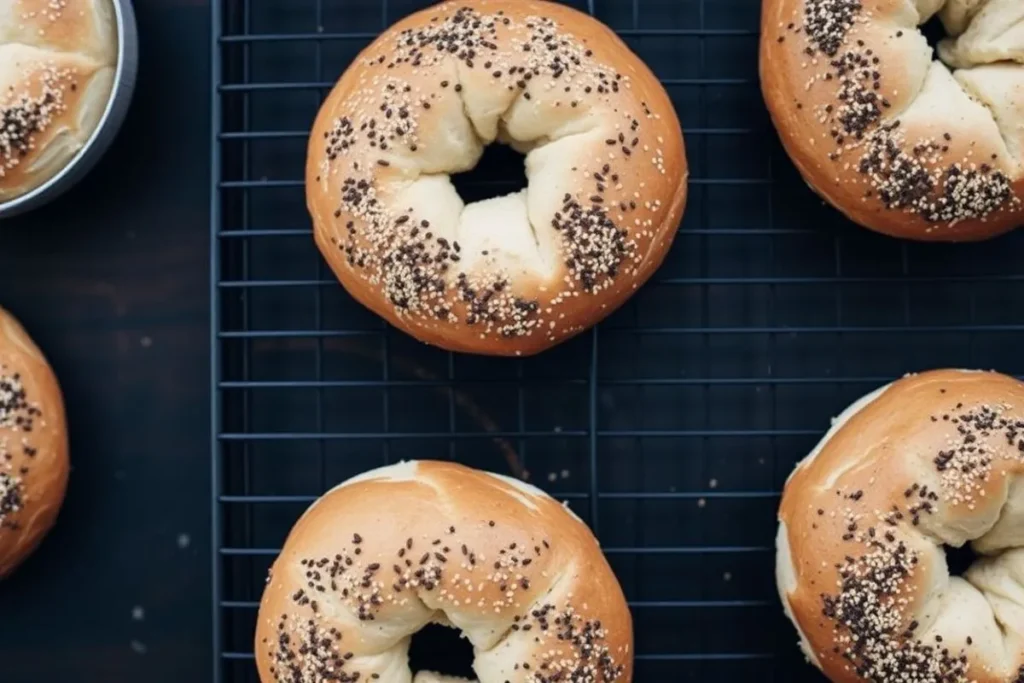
[
  {"xmin": 946, "ymin": 542, "xmax": 977, "ymax": 577},
  {"xmin": 921, "ymin": 15, "xmax": 946, "ymax": 58},
  {"xmin": 450, "ymin": 142, "xmax": 528, "ymax": 205},
  {"xmin": 408, "ymin": 622, "xmax": 476, "ymax": 679}
]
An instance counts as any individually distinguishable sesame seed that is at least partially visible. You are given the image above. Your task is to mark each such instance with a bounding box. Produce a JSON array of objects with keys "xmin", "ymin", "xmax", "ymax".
[{"xmin": 0, "ymin": 64, "xmax": 75, "ymax": 177}]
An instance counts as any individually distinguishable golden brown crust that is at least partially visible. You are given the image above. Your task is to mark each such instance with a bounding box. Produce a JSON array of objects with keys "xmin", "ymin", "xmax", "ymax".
[
  {"xmin": 760, "ymin": 0, "xmax": 1024, "ymax": 241},
  {"xmin": 255, "ymin": 460, "xmax": 632, "ymax": 683},
  {"xmin": 0, "ymin": 306, "xmax": 69, "ymax": 579},
  {"xmin": 1, "ymin": 0, "xmax": 118, "ymax": 62},
  {"xmin": 307, "ymin": 0, "xmax": 687, "ymax": 356},
  {"xmin": 0, "ymin": 0, "xmax": 117, "ymax": 202},
  {"xmin": 778, "ymin": 369, "xmax": 1024, "ymax": 683}
]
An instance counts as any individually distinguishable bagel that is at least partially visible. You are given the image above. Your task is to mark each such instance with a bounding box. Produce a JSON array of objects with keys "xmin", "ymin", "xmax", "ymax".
[
  {"xmin": 254, "ymin": 460, "xmax": 632, "ymax": 683},
  {"xmin": 306, "ymin": 0, "xmax": 687, "ymax": 356},
  {"xmin": 777, "ymin": 369, "xmax": 1024, "ymax": 683},
  {"xmin": 760, "ymin": 0, "xmax": 1024, "ymax": 241},
  {"xmin": 0, "ymin": 0, "xmax": 118, "ymax": 203},
  {"xmin": 0, "ymin": 306, "xmax": 68, "ymax": 578}
]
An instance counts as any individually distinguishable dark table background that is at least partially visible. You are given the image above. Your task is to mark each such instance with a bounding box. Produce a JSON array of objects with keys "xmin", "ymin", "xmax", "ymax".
[{"xmin": 0, "ymin": 1, "xmax": 211, "ymax": 681}]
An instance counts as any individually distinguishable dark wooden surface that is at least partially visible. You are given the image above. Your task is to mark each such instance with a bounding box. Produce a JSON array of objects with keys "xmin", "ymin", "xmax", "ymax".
[{"xmin": 0, "ymin": 1, "xmax": 211, "ymax": 681}]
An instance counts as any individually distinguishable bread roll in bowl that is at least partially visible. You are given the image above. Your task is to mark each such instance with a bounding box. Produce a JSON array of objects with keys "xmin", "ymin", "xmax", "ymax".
[
  {"xmin": 760, "ymin": 0, "xmax": 1024, "ymax": 241},
  {"xmin": 777, "ymin": 369, "xmax": 1024, "ymax": 683},
  {"xmin": 0, "ymin": 0, "xmax": 118, "ymax": 203},
  {"xmin": 0, "ymin": 306, "xmax": 69, "ymax": 578},
  {"xmin": 307, "ymin": 0, "xmax": 687, "ymax": 356},
  {"xmin": 255, "ymin": 460, "xmax": 632, "ymax": 683}
]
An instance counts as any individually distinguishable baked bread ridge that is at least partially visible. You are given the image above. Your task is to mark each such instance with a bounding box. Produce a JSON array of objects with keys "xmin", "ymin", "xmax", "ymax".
[
  {"xmin": 760, "ymin": 0, "xmax": 1024, "ymax": 241},
  {"xmin": 255, "ymin": 460, "xmax": 633, "ymax": 683},
  {"xmin": 777, "ymin": 369, "xmax": 1024, "ymax": 683},
  {"xmin": 307, "ymin": 0, "xmax": 688, "ymax": 355}
]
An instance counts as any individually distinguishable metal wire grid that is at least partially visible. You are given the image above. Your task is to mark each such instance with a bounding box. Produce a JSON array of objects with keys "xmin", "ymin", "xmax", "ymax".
[{"xmin": 210, "ymin": 0, "xmax": 1024, "ymax": 681}]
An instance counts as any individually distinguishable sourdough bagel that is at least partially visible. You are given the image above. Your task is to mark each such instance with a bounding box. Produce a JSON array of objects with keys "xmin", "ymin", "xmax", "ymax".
[
  {"xmin": 0, "ymin": 0, "xmax": 118, "ymax": 202},
  {"xmin": 0, "ymin": 306, "xmax": 68, "ymax": 578},
  {"xmin": 760, "ymin": 0, "xmax": 1024, "ymax": 241},
  {"xmin": 777, "ymin": 369, "xmax": 1024, "ymax": 683},
  {"xmin": 306, "ymin": 0, "xmax": 687, "ymax": 356},
  {"xmin": 255, "ymin": 460, "xmax": 632, "ymax": 683}
]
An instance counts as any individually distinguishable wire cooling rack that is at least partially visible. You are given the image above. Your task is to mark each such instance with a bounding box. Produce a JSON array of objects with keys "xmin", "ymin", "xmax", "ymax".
[{"xmin": 210, "ymin": 1, "xmax": 1024, "ymax": 681}]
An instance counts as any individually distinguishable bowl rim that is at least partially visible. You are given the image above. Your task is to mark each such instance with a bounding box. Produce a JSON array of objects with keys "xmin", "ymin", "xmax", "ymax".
[{"xmin": 0, "ymin": 0, "xmax": 139, "ymax": 218}]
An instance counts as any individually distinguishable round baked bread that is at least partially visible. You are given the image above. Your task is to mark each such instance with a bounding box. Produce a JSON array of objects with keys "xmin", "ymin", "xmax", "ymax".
[
  {"xmin": 760, "ymin": 0, "xmax": 1024, "ymax": 241},
  {"xmin": 306, "ymin": 0, "xmax": 687, "ymax": 356},
  {"xmin": 255, "ymin": 460, "xmax": 633, "ymax": 683},
  {"xmin": 0, "ymin": 306, "xmax": 69, "ymax": 578},
  {"xmin": 777, "ymin": 369, "xmax": 1024, "ymax": 683},
  {"xmin": 0, "ymin": 0, "xmax": 118, "ymax": 203}
]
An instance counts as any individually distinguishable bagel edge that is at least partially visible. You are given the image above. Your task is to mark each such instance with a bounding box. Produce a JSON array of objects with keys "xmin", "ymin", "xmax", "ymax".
[{"xmin": 0, "ymin": 306, "xmax": 69, "ymax": 579}]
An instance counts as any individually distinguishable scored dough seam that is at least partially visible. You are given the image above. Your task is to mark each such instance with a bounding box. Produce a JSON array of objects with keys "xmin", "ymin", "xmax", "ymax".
[
  {"xmin": 954, "ymin": 71, "xmax": 1024, "ymax": 168},
  {"xmin": 476, "ymin": 559, "xmax": 577, "ymax": 657},
  {"xmin": 878, "ymin": 7, "xmax": 1024, "ymax": 171}
]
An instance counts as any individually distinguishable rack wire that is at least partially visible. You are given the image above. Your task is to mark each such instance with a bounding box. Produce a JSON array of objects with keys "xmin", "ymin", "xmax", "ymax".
[{"xmin": 210, "ymin": 1, "xmax": 1024, "ymax": 681}]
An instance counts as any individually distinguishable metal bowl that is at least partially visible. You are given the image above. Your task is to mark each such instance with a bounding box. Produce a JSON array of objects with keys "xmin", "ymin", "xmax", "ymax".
[{"xmin": 0, "ymin": 0, "xmax": 140, "ymax": 219}]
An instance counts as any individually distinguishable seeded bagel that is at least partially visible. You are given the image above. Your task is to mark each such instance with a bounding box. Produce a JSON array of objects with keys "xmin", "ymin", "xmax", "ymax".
[
  {"xmin": 255, "ymin": 460, "xmax": 632, "ymax": 683},
  {"xmin": 760, "ymin": 0, "xmax": 1024, "ymax": 241},
  {"xmin": 0, "ymin": 0, "xmax": 118, "ymax": 203},
  {"xmin": 777, "ymin": 370, "xmax": 1024, "ymax": 683},
  {"xmin": 306, "ymin": 0, "xmax": 688, "ymax": 355},
  {"xmin": 0, "ymin": 306, "xmax": 68, "ymax": 578}
]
